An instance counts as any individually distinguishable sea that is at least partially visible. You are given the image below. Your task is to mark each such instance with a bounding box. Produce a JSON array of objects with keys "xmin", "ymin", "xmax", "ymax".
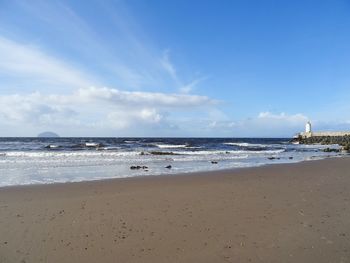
[{"xmin": 0, "ymin": 137, "xmax": 344, "ymax": 187}]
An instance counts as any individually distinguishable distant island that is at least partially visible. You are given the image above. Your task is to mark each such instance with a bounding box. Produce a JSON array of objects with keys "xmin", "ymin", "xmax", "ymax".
[{"xmin": 37, "ymin": 131, "xmax": 60, "ymax": 138}]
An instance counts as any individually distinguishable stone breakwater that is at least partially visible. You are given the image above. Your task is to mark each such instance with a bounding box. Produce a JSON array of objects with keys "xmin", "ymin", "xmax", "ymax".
[
  {"xmin": 292, "ymin": 134, "xmax": 350, "ymax": 152},
  {"xmin": 299, "ymin": 131, "xmax": 350, "ymax": 138}
]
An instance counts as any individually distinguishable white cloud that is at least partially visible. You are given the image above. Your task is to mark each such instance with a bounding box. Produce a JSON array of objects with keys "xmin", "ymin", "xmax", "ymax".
[
  {"xmin": 76, "ymin": 87, "xmax": 216, "ymax": 107},
  {"xmin": 175, "ymin": 111, "xmax": 309, "ymax": 137},
  {"xmin": 254, "ymin": 112, "xmax": 308, "ymax": 135},
  {"xmin": 0, "ymin": 90, "xmax": 318, "ymax": 137},
  {"xmin": 0, "ymin": 87, "xmax": 216, "ymax": 136},
  {"xmin": 257, "ymin": 112, "xmax": 308, "ymax": 123},
  {"xmin": 107, "ymin": 108, "xmax": 164, "ymax": 130}
]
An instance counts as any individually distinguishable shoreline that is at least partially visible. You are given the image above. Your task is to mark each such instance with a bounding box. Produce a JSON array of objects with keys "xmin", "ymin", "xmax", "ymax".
[
  {"xmin": 1, "ymin": 157, "xmax": 350, "ymax": 262},
  {"xmin": 0, "ymin": 154, "xmax": 347, "ymax": 190},
  {"xmin": 0, "ymin": 137, "xmax": 342, "ymax": 188}
]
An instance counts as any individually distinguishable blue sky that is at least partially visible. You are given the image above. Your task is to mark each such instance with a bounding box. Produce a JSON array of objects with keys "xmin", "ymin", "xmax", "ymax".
[{"xmin": 0, "ymin": 0, "xmax": 350, "ymax": 137}]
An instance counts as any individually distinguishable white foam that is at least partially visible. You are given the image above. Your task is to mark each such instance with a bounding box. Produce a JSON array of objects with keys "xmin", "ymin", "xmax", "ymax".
[
  {"xmin": 124, "ymin": 140, "xmax": 140, "ymax": 143},
  {"xmin": 224, "ymin": 142, "xmax": 268, "ymax": 147},
  {"xmin": 85, "ymin": 142, "xmax": 100, "ymax": 147},
  {"xmin": 98, "ymin": 147, "xmax": 120, "ymax": 150},
  {"xmin": 156, "ymin": 144, "xmax": 188, "ymax": 149},
  {"xmin": 4, "ymin": 151, "xmax": 140, "ymax": 158},
  {"xmin": 172, "ymin": 154, "xmax": 249, "ymax": 162},
  {"xmin": 47, "ymin": 144, "xmax": 60, "ymax": 148},
  {"xmin": 175, "ymin": 149, "xmax": 285, "ymax": 155}
]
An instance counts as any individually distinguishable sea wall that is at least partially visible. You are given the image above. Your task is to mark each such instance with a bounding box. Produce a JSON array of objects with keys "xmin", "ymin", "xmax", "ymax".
[
  {"xmin": 312, "ymin": 132, "xmax": 350, "ymax": 137},
  {"xmin": 299, "ymin": 131, "xmax": 350, "ymax": 138},
  {"xmin": 293, "ymin": 134, "xmax": 350, "ymax": 151}
]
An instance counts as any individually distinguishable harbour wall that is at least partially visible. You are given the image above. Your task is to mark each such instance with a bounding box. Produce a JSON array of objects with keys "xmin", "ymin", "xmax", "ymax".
[{"xmin": 299, "ymin": 131, "xmax": 350, "ymax": 138}]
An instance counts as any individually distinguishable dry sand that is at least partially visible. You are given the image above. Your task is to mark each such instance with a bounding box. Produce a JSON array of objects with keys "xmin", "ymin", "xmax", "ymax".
[{"xmin": 1, "ymin": 157, "xmax": 350, "ymax": 263}]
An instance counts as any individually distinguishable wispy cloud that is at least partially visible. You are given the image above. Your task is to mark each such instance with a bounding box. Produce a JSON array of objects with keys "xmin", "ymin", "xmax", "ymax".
[
  {"xmin": 160, "ymin": 49, "xmax": 207, "ymax": 93},
  {"xmin": 160, "ymin": 50, "xmax": 178, "ymax": 82},
  {"xmin": 0, "ymin": 0, "xmax": 205, "ymax": 93},
  {"xmin": 179, "ymin": 77, "xmax": 208, "ymax": 94},
  {"xmin": 0, "ymin": 36, "xmax": 97, "ymax": 90},
  {"xmin": 0, "ymin": 4, "xmax": 215, "ymax": 136}
]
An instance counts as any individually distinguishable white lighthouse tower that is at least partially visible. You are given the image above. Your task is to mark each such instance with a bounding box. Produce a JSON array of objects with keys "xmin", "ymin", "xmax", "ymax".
[{"xmin": 305, "ymin": 121, "xmax": 312, "ymax": 133}]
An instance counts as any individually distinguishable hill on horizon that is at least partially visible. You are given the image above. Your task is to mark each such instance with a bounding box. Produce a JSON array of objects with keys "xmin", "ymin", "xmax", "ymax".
[{"xmin": 37, "ymin": 131, "xmax": 60, "ymax": 138}]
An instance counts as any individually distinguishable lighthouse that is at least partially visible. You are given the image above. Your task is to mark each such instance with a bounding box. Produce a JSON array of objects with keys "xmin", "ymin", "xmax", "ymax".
[{"xmin": 305, "ymin": 121, "xmax": 312, "ymax": 133}]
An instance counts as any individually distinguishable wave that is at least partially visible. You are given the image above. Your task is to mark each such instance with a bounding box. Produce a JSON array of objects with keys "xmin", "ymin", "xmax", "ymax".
[
  {"xmin": 85, "ymin": 142, "xmax": 102, "ymax": 147},
  {"xmin": 45, "ymin": 144, "xmax": 60, "ymax": 149},
  {"xmin": 2, "ymin": 147, "xmax": 286, "ymax": 159},
  {"xmin": 98, "ymin": 147, "xmax": 121, "ymax": 151},
  {"xmin": 155, "ymin": 144, "xmax": 188, "ymax": 149},
  {"xmin": 173, "ymin": 149, "xmax": 285, "ymax": 155},
  {"xmin": 173, "ymin": 154, "xmax": 250, "ymax": 161},
  {"xmin": 3, "ymin": 151, "xmax": 141, "ymax": 158},
  {"xmin": 223, "ymin": 142, "xmax": 268, "ymax": 148},
  {"xmin": 124, "ymin": 140, "xmax": 141, "ymax": 144}
]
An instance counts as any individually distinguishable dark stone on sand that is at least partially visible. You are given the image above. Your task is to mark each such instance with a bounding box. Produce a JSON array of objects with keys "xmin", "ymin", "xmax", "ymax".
[{"xmin": 130, "ymin": 165, "xmax": 148, "ymax": 170}]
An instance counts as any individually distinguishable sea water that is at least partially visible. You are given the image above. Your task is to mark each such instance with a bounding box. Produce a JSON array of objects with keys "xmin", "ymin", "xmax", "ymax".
[{"xmin": 0, "ymin": 137, "xmax": 344, "ymax": 187}]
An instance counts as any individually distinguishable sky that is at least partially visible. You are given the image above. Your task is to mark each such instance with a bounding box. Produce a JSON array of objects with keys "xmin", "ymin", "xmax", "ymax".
[{"xmin": 0, "ymin": 0, "xmax": 350, "ymax": 137}]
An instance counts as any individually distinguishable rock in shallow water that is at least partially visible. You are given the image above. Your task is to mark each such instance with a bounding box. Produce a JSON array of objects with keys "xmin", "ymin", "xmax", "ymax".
[{"xmin": 130, "ymin": 165, "xmax": 148, "ymax": 170}]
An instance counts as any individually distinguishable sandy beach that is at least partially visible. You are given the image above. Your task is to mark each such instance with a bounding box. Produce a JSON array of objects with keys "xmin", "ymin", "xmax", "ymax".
[{"xmin": 1, "ymin": 157, "xmax": 350, "ymax": 263}]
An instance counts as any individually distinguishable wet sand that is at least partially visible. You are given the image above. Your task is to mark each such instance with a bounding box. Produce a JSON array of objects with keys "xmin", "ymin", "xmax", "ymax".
[{"xmin": 1, "ymin": 157, "xmax": 350, "ymax": 263}]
